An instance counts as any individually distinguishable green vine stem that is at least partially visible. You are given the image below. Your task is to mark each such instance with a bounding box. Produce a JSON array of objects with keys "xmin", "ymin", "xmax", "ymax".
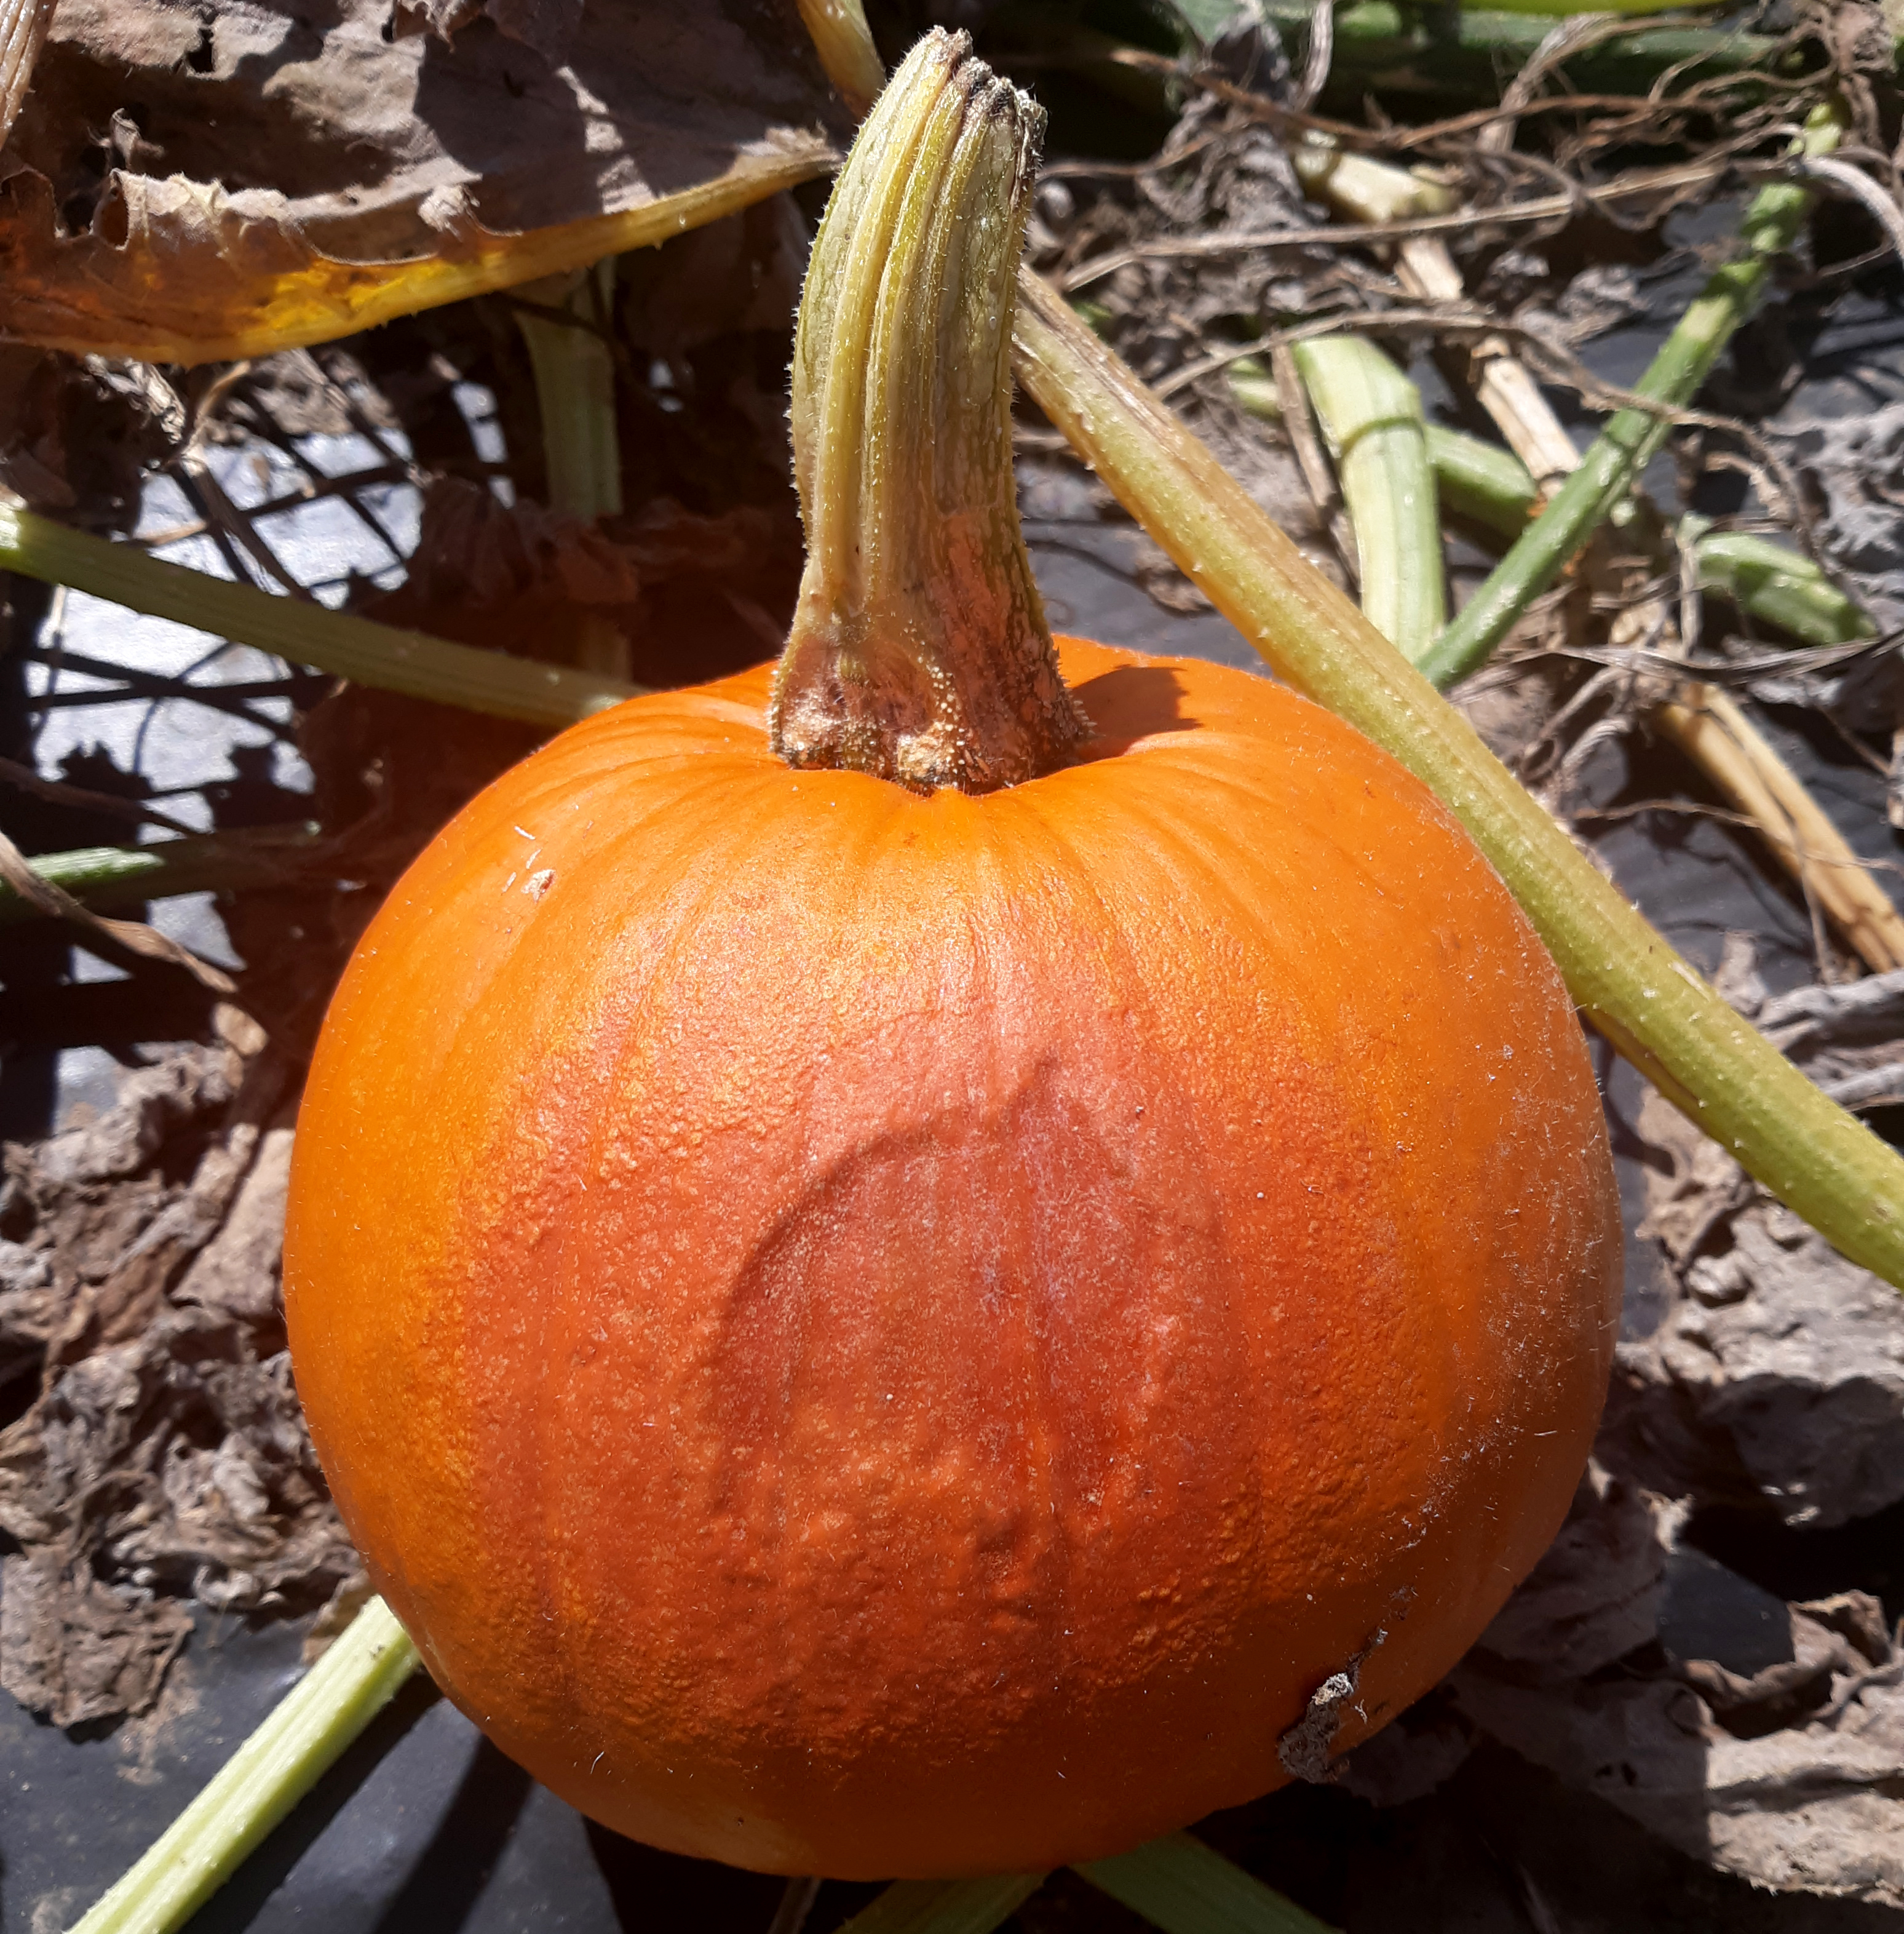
[
  {"xmin": 1231, "ymin": 356, "xmax": 1539, "ymax": 543},
  {"xmin": 1245, "ymin": 2, "xmax": 1801, "ymax": 105},
  {"xmin": 1229, "ymin": 358, "xmax": 1870, "ymax": 640},
  {"xmin": 1039, "ymin": 8, "xmax": 1796, "ymax": 120},
  {"xmin": 1416, "ymin": 101, "xmax": 1847, "ymax": 690},
  {"xmin": 1079, "ymin": 1833, "xmax": 1336, "ymax": 1934},
  {"xmin": 1422, "ymin": 425, "xmax": 1541, "ymax": 543},
  {"xmin": 1012, "ymin": 265, "xmax": 1904, "ymax": 1289},
  {"xmin": 514, "ymin": 263, "xmax": 634, "ymax": 679},
  {"xmin": 0, "ymin": 825, "xmax": 323, "ymax": 923},
  {"xmin": 1691, "ymin": 525, "xmax": 1874, "ymax": 646},
  {"xmin": 70, "ymin": 1598, "xmax": 419, "ymax": 1934},
  {"xmin": 515, "ymin": 265, "xmax": 624, "ymax": 525},
  {"xmin": 1291, "ymin": 336, "xmax": 1445, "ymax": 663},
  {"xmin": 0, "ymin": 496, "xmax": 638, "ymax": 727}
]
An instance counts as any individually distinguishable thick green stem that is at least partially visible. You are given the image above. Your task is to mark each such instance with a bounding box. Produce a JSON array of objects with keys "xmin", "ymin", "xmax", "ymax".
[
  {"xmin": 1291, "ymin": 336, "xmax": 1445, "ymax": 663},
  {"xmin": 1416, "ymin": 103, "xmax": 1846, "ymax": 690},
  {"xmin": 71, "ymin": 1598, "xmax": 419, "ymax": 1934},
  {"xmin": 1232, "ymin": 354, "xmax": 1541, "ymax": 543},
  {"xmin": 1079, "ymin": 1834, "xmax": 1336, "ymax": 1933},
  {"xmin": 1013, "ymin": 265, "xmax": 1904, "ymax": 1289},
  {"xmin": 0, "ymin": 825, "xmax": 323, "ymax": 921},
  {"xmin": 1426, "ymin": 428, "xmax": 1541, "ymax": 541},
  {"xmin": 517, "ymin": 265, "xmax": 624, "ymax": 525},
  {"xmin": 1233, "ymin": 359, "xmax": 1873, "ymax": 641},
  {"xmin": 1693, "ymin": 527, "xmax": 1874, "ymax": 645},
  {"xmin": 0, "ymin": 497, "xmax": 637, "ymax": 728},
  {"xmin": 1253, "ymin": 2, "xmax": 1799, "ymax": 105},
  {"xmin": 771, "ymin": 30, "xmax": 1085, "ymax": 791}
]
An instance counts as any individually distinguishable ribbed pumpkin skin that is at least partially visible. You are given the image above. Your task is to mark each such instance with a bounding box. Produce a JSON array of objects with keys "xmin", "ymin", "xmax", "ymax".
[{"xmin": 284, "ymin": 638, "xmax": 1620, "ymax": 1878}]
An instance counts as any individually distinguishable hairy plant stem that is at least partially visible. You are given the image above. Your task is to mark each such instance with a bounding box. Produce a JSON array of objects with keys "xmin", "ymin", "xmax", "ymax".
[
  {"xmin": 71, "ymin": 1599, "xmax": 419, "ymax": 1934},
  {"xmin": 770, "ymin": 30, "xmax": 1085, "ymax": 791},
  {"xmin": 0, "ymin": 496, "xmax": 638, "ymax": 727},
  {"xmin": 1416, "ymin": 102, "xmax": 1847, "ymax": 690},
  {"xmin": 1291, "ymin": 336, "xmax": 1445, "ymax": 662},
  {"xmin": 1013, "ymin": 265, "xmax": 1904, "ymax": 1289}
]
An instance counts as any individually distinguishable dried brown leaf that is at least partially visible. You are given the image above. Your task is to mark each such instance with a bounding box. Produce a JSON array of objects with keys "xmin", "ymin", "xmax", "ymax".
[
  {"xmin": 0, "ymin": 1046, "xmax": 359, "ymax": 1725},
  {"xmin": 1447, "ymin": 1473, "xmax": 1904, "ymax": 1907},
  {"xmin": 0, "ymin": 0, "xmax": 846, "ymax": 363},
  {"xmin": 1630, "ymin": 1086, "xmax": 1904, "ymax": 1529}
]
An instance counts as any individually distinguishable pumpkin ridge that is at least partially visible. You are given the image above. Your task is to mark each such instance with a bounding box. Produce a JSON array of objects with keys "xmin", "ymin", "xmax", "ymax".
[
  {"xmin": 490, "ymin": 750, "xmax": 935, "ymax": 1761},
  {"xmin": 363, "ymin": 753, "xmax": 807, "ymax": 1738},
  {"xmin": 997, "ymin": 755, "xmax": 1270, "ymax": 1650}
]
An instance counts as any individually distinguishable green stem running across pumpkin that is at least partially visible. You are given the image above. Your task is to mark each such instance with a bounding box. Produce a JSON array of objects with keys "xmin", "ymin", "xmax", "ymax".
[{"xmin": 1011, "ymin": 266, "xmax": 1904, "ymax": 1292}]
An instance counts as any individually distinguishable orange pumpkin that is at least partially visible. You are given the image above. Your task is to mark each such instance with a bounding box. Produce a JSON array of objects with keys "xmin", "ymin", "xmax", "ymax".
[
  {"xmin": 284, "ymin": 30, "xmax": 1621, "ymax": 1881},
  {"xmin": 284, "ymin": 636, "xmax": 1619, "ymax": 1877}
]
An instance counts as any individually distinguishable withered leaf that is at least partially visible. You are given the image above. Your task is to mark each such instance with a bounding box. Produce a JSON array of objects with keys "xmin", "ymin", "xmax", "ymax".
[
  {"xmin": 0, "ymin": 0, "xmax": 847, "ymax": 364},
  {"xmin": 1, "ymin": 1045, "xmax": 361, "ymax": 1725}
]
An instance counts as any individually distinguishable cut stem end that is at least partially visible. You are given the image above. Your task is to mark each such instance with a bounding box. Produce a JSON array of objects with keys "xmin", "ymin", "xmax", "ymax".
[{"xmin": 769, "ymin": 31, "xmax": 1087, "ymax": 794}]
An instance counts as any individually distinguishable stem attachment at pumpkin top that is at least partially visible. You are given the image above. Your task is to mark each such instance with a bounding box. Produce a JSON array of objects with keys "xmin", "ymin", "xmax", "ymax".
[{"xmin": 770, "ymin": 30, "xmax": 1087, "ymax": 793}]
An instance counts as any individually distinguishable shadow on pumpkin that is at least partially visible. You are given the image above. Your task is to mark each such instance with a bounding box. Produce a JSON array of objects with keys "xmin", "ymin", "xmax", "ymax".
[{"xmin": 1070, "ymin": 663, "xmax": 1199, "ymax": 752}]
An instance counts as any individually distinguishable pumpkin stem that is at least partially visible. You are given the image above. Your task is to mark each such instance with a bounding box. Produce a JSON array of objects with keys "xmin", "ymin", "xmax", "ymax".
[{"xmin": 770, "ymin": 30, "xmax": 1087, "ymax": 793}]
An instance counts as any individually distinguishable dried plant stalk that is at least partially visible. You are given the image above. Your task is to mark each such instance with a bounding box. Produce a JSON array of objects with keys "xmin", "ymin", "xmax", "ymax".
[{"xmin": 1654, "ymin": 685, "xmax": 1904, "ymax": 973}]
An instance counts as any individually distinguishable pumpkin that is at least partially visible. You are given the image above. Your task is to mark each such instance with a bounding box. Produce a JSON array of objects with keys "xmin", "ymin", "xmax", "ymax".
[{"xmin": 283, "ymin": 33, "xmax": 1621, "ymax": 1880}]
